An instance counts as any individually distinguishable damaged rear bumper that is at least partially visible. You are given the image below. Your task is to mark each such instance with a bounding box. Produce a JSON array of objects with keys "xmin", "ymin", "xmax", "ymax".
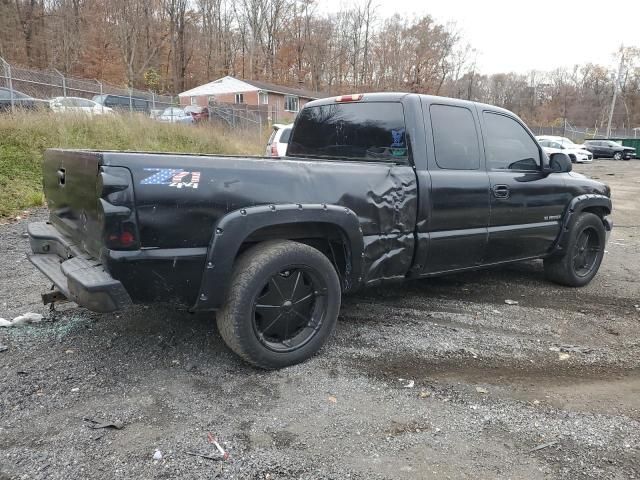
[{"xmin": 27, "ymin": 222, "xmax": 132, "ymax": 313}]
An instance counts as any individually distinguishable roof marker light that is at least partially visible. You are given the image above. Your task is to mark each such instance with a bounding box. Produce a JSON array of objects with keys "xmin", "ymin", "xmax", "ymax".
[{"xmin": 335, "ymin": 94, "xmax": 364, "ymax": 103}]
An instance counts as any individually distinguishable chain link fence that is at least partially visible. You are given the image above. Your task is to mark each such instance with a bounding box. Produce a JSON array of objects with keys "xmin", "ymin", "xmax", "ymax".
[
  {"xmin": 532, "ymin": 124, "xmax": 640, "ymax": 142},
  {"xmin": 0, "ymin": 57, "xmax": 176, "ymax": 113}
]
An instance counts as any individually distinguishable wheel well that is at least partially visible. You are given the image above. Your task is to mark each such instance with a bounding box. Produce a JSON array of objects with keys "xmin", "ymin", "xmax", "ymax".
[
  {"xmin": 239, "ymin": 222, "xmax": 352, "ymax": 287},
  {"xmin": 581, "ymin": 206, "xmax": 609, "ymax": 220}
]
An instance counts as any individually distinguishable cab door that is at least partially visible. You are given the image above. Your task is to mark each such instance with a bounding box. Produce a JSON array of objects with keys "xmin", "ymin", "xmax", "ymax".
[
  {"xmin": 479, "ymin": 110, "xmax": 570, "ymax": 263},
  {"xmin": 419, "ymin": 100, "xmax": 490, "ymax": 274}
]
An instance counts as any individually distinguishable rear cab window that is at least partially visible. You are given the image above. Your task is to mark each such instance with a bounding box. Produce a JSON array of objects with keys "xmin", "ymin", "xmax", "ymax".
[
  {"xmin": 430, "ymin": 104, "xmax": 480, "ymax": 170},
  {"xmin": 288, "ymin": 102, "xmax": 409, "ymax": 163}
]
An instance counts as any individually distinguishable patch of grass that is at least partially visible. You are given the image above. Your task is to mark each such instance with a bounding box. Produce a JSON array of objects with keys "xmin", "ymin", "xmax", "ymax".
[{"xmin": 0, "ymin": 112, "xmax": 263, "ymax": 218}]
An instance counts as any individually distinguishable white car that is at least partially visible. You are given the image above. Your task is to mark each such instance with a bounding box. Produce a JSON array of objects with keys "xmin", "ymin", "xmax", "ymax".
[
  {"xmin": 536, "ymin": 136, "xmax": 593, "ymax": 163},
  {"xmin": 50, "ymin": 96, "xmax": 113, "ymax": 115},
  {"xmin": 158, "ymin": 107, "xmax": 193, "ymax": 124},
  {"xmin": 265, "ymin": 123, "xmax": 293, "ymax": 157}
]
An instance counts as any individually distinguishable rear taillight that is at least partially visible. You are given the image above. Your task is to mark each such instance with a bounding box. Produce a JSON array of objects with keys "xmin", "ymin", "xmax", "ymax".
[
  {"xmin": 107, "ymin": 228, "xmax": 137, "ymax": 249},
  {"xmin": 98, "ymin": 167, "xmax": 140, "ymax": 251},
  {"xmin": 271, "ymin": 143, "xmax": 278, "ymax": 157}
]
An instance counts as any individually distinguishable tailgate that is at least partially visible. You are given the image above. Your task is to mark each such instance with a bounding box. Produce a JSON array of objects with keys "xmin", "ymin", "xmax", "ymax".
[{"xmin": 43, "ymin": 149, "xmax": 138, "ymax": 258}]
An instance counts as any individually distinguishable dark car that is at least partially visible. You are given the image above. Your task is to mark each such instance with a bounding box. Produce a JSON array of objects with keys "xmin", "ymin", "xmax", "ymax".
[
  {"xmin": 583, "ymin": 140, "xmax": 636, "ymax": 160},
  {"xmin": 92, "ymin": 94, "xmax": 150, "ymax": 113},
  {"xmin": 184, "ymin": 105, "xmax": 209, "ymax": 123},
  {"xmin": 0, "ymin": 87, "xmax": 49, "ymax": 112},
  {"xmin": 27, "ymin": 93, "xmax": 613, "ymax": 369}
]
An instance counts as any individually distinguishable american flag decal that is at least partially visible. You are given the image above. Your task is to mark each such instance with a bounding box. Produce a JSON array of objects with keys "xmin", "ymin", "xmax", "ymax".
[{"xmin": 140, "ymin": 168, "xmax": 201, "ymax": 189}]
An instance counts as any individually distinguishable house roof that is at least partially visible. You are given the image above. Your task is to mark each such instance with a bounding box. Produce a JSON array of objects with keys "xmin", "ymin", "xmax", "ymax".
[
  {"xmin": 178, "ymin": 76, "xmax": 326, "ymax": 100},
  {"xmin": 242, "ymin": 79, "xmax": 325, "ymax": 100}
]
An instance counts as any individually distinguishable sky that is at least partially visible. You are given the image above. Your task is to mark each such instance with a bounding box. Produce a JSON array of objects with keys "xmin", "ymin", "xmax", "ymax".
[{"xmin": 319, "ymin": 0, "xmax": 640, "ymax": 74}]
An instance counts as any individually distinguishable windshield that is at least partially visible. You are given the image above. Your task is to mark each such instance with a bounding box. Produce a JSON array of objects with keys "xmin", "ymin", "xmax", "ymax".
[
  {"xmin": 0, "ymin": 88, "xmax": 30, "ymax": 100},
  {"xmin": 280, "ymin": 128, "xmax": 292, "ymax": 143}
]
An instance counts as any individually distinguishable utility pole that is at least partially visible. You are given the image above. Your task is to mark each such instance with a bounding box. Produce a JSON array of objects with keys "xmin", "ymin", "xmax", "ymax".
[{"xmin": 606, "ymin": 46, "xmax": 625, "ymax": 138}]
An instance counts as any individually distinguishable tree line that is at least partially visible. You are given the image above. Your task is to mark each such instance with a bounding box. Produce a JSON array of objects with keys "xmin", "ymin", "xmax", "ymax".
[{"xmin": 0, "ymin": 0, "xmax": 639, "ymax": 128}]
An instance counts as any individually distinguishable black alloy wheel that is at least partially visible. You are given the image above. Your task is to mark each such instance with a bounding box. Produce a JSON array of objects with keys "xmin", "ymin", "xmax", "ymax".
[
  {"xmin": 217, "ymin": 240, "xmax": 341, "ymax": 369},
  {"xmin": 571, "ymin": 226, "xmax": 602, "ymax": 278},
  {"xmin": 543, "ymin": 212, "xmax": 606, "ymax": 287},
  {"xmin": 252, "ymin": 266, "xmax": 328, "ymax": 353}
]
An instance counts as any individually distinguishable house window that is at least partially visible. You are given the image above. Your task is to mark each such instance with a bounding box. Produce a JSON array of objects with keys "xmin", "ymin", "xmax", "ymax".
[
  {"xmin": 235, "ymin": 93, "xmax": 244, "ymax": 104},
  {"xmin": 208, "ymin": 95, "xmax": 215, "ymax": 104},
  {"xmin": 284, "ymin": 95, "xmax": 299, "ymax": 112},
  {"xmin": 259, "ymin": 91, "xmax": 269, "ymax": 105},
  {"xmin": 190, "ymin": 96, "xmax": 197, "ymax": 105}
]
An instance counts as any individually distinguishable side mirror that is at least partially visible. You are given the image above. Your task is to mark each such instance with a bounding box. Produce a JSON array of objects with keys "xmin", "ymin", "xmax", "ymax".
[{"xmin": 548, "ymin": 152, "xmax": 572, "ymax": 173}]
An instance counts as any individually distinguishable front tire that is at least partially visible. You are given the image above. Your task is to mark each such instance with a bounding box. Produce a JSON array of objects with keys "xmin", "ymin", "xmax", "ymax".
[
  {"xmin": 613, "ymin": 152, "xmax": 623, "ymax": 160},
  {"xmin": 217, "ymin": 240, "xmax": 341, "ymax": 369},
  {"xmin": 544, "ymin": 213, "xmax": 606, "ymax": 287}
]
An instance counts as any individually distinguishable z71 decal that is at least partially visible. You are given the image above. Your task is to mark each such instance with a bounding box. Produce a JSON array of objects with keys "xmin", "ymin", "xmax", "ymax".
[{"xmin": 140, "ymin": 168, "xmax": 201, "ymax": 189}]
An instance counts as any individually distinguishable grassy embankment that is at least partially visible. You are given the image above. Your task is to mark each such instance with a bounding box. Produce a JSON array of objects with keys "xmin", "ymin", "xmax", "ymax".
[{"xmin": 0, "ymin": 112, "xmax": 263, "ymax": 218}]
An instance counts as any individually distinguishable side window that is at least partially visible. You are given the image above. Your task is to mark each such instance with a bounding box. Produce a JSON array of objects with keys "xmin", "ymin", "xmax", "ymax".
[
  {"xmin": 430, "ymin": 104, "xmax": 480, "ymax": 170},
  {"xmin": 483, "ymin": 112, "xmax": 540, "ymax": 171}
]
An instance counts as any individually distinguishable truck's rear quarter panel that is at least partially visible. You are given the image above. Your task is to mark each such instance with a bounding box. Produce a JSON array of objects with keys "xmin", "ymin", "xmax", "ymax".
[
  {"xmin": 106, "ymin": 152, "xmax": 417, "ymax": 248},
  {"xmin": 42, "ymin": 150, "xmax": 418, "ymax": 307}
]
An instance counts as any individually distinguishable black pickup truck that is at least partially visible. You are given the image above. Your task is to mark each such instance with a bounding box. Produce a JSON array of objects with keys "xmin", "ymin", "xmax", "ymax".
[{"xmin": 28, "ymin": 93, "xmax": 613, "ymax": 368}]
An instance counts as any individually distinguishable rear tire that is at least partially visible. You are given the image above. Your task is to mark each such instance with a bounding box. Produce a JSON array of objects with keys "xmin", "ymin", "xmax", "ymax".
[
  {"xmin": 217, "ymin": 240, "xmax": 341, "ymax": 369},
  {"xmin": 543, "ymin": 213, "xmax": 606, "ymax": 287}
]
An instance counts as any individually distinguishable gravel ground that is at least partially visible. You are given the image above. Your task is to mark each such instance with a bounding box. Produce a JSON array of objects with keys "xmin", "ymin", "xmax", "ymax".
[{"xmin": 1, "ymin": 161, "xmax": 639, "ymax": 479}]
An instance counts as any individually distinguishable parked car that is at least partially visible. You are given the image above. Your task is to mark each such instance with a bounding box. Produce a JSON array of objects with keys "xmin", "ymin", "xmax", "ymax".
[
  {"xmin": 536, "ymin": 135, "xmax": 585, "ymax": 148},
  {"xmin": 265, "ymin": 123, "xmax": 293, "ymax": 156},
  {"xmin": 583, "ymin": 140, "xmax": 636, "ymax": 160},
  {"xmin": 184, "ymin": 105, "xmax": 209, "ymax": 123},
  {"xmin": 158, "ymin": 106, "xmax": 193, "ymax": 124},
  {"xmin": 92, "ymin": 94, "xmax": 150, "ymax": 113},
  {"xmin": 28, "ymin": 93, "xmax": 613, "ymax": 369},
  {"xmin": 50, "ymin": 96, "xmax": 113, "ymax": 115},
  {"xmin": 0, "ymin": 87, "xmax": 49, "ymax": 112},
  {"xmin": 536, "ymin": 137, "xmax": 593, "ymax": 163}
]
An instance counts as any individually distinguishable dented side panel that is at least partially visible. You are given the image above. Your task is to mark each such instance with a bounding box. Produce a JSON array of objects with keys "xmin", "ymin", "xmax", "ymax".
[{"xmin": 101, "ymin": 152, "xmax": 418, "ymax": 291}]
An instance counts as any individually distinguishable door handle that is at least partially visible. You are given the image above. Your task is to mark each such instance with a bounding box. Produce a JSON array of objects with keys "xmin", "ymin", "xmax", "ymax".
[{"xmin": 492, "ymin": 184, "xmax": 510, "ymax": 199}]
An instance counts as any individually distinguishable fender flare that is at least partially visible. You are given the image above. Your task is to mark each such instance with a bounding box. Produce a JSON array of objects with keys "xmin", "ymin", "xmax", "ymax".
[
  {"xmin": 193, "ymin": 203, "xmax": 364, "ymax": 311},
  {"xmin": 551, "ymin": 194, "xmax": 612, "ymax": 254}
]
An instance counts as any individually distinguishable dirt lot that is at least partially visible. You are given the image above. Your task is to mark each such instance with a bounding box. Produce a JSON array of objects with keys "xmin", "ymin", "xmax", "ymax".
[{"xmin": 1, "ymin": 160, "xmax": 639, "ymax": 479}]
